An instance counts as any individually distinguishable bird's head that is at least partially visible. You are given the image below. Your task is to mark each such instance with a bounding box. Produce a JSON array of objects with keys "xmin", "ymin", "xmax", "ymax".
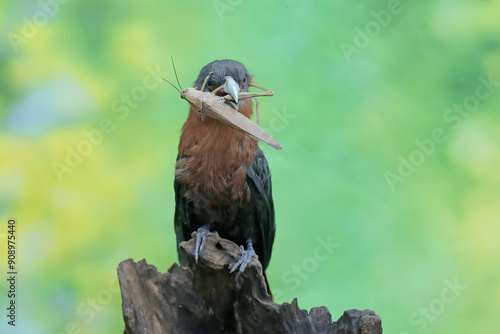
[
  {"xmin": 194, "ymin": 59, "xmax": 249, "ymax": 105},
  {"xmin": 175, "ymin": 59, "xmax": 280, "ymax": 150}
]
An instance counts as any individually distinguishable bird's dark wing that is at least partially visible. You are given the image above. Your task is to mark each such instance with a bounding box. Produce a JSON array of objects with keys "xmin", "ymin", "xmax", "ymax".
[
  {"xmin": 174, "ymin": 156, "xmax": 192, "ymax": 265},
  {"xmin": 245, "ymin": 148, "xmax": 276, "ymax": 271}
]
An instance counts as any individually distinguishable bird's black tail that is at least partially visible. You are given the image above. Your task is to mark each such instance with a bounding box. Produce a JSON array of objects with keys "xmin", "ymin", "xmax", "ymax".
[{"xmin": 263, "ymin": 271, "xmax": 273, "ymax": 301}]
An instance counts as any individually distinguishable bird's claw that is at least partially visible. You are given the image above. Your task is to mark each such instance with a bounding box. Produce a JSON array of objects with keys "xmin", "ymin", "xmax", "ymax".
[
  {"xmin": 230, "ymin": 241, "xmax": 258, "ymax": 277},
  {"xmin": 194, "ymin": 225, "xmax": 218, "ymax": 263}
]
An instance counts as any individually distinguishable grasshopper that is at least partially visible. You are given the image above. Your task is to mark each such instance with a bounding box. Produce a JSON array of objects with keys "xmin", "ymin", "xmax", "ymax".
[{"xmin": 164, "ymin": 60, "xmax": 281, "ymax": 150}]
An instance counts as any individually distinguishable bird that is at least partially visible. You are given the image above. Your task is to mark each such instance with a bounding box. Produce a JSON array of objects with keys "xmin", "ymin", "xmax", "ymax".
[{"xmin": 174, "ymin": 59, "xmax": 276, "ymax": 292}]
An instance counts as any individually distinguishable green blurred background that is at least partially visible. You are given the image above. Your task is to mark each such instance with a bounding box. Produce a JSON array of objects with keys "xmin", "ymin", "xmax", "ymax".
[{"xmin": 1, "ymin": 0, "xmax": 500, "ymax": 333}]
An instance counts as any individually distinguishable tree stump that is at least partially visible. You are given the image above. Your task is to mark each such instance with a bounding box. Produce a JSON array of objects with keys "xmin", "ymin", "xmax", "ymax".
[{"xmin": 117, "ymin": 233, "xmax": 382, "ymax": 333}]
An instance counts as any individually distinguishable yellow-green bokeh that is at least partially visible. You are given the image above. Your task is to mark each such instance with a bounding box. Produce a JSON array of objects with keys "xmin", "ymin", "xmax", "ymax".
[{"xmin": 1, "ymin": 0, "xmax": 500, "ymax": 333}]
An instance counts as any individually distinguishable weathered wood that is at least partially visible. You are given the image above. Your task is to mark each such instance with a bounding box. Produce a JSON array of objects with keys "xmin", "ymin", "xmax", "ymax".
[{"xmin": 117, "ymin": 233, "xmax": 382, "ymax": 333}]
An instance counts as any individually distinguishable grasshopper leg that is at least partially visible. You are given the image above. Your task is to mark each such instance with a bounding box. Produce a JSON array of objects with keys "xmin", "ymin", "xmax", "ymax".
[
  {"xmin": 200, "ymin": 71, "xmax": 214, "ymax": 91},
  {"xmin": 249, "ymin": 83, "xmax": 273, "ymax": 93}
]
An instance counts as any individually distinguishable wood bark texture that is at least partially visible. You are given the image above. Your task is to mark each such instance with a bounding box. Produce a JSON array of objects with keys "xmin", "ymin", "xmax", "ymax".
[{"xmin": 117, "ymin": 233, "xmax": 382, "ymax": 334}]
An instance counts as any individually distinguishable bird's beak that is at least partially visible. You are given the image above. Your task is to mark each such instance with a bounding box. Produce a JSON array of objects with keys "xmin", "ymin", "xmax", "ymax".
[{"xmin": 223, "ymin": 76, "xmax": 240, "ymax": 104}]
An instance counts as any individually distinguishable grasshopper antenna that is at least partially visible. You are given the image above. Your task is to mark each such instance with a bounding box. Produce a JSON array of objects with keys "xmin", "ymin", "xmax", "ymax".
[
  {"xmin": 162, "ymin": 77, "xmax": 181, "ymax": 93},
  {"xmin": 162, "ymin": 57, "xmax": 183, "ymax": 93},
  {"xmin": 171, "ymin": 56, "xmax": 183, "ymax": 90}
]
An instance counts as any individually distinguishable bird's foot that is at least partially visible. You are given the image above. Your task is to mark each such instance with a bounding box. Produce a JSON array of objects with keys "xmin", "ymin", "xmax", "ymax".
[
  {"xmin": 230, "ymin": 239, "xmax": 258, "ymax": 277},
  {"xmin": 194, "ymin": 225, "xmax": 218, "ymax": 263}
]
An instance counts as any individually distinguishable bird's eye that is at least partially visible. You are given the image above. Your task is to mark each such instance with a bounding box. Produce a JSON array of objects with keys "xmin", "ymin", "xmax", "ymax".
[{"xmin": 243, "ymin": 77, "xmax": 247, "ymax": 83}]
